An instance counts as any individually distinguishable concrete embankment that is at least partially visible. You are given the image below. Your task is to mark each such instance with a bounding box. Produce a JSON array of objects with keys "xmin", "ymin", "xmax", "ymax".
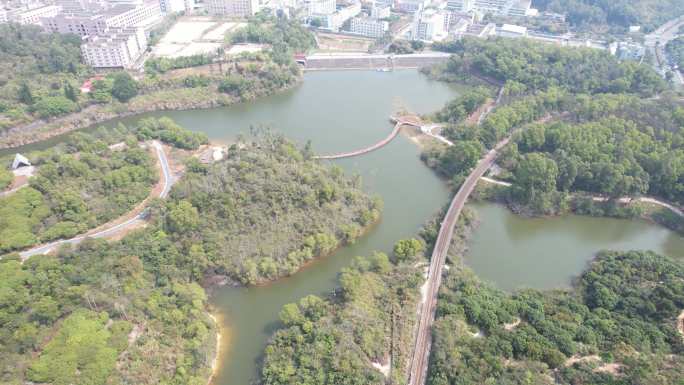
[{"xmin": 304, "ymin": 53, "xmax": 451, "ymax": 70}]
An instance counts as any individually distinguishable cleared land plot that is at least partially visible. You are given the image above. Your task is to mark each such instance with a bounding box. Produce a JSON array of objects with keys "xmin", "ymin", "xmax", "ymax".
[
  {"xmin": 227, "ymin": 43, "xmax": 265, "ymax": 55},
  {"xmin": 176, "ymin": 42, "xmax": 222, "ymax": 57},
  {"xmin": 315, "ymin": 32, "xmax": 374, "ymax": 52},
  {"xmin": 203, "ymin": 22, "xmax": 246, "ymax": 41},
  {"xmin": 161, "ymin": 21, "xmax": 217, "ymax": 44}
]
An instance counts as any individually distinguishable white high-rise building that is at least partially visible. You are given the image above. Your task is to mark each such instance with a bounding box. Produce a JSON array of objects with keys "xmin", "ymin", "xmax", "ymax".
[
  {"xmin": 206, "ymin": 0, "xmax": 260, "ymax": 17},
  {"xmin": 413, "ymin": 8, "xmax": 447, "ymax": 41},
  {"xmin": 159, "ymin": 0, "xmax": 185, "ymax": 13},
  {"xmin": 81, "ymin": 26, "xmax": 147, "ymax": 68},
  {"xmin": 447, "ymin": 0, "xmax": 534, "ymax": 16},
  {"xmin": 306, "ymin": 0, "xmax": 335, "ymax": 16},
  {"xmin": 370, "ymin": 3, "xmax": 389, "ymax": 19},
  {"xmin": 42, "ymin": 1, "xmax": 162, "ymax": 36},
  {"xmin": 7, "ymin": 4, "xmax": 62, "ymax": 25},
  {"xmin": 350, "ymin": 16, "xmax": 387, "ymax": 37}
]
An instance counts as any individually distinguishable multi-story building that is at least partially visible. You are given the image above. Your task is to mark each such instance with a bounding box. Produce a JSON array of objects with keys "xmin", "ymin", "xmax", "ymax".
[
  {"xmin": 497, "ymin": 23, "xmax": 526, "ymax": 38},
  {"xmin": 395, "ymin": 0, "xmax": 428, "ymax": 13},
  {"xmin": 446, "ymin": 0, "xmax": 471, "ymax": 12},
  {"xmin": 7, "ymin": 4, "xmax": 62, "ymax": 25},
  {"xmin": 370, "ymin": 3, "xmax": 389, "ymax": 19},
  {"xmin": 349, "ymin": 16, "xmax": 387, "ymax": 37},
  {"xmin": 54, "ymin": 0, "xmax": 107, "ymax": 13},
  {"xmin": 159, "ymin": 0, "xmax": 185, "ymax": 13},
  {"xmin": 206, "ymin": 0, "xmax": 260, "ymax": 17},
  {"xmin": 306, "ymin": 0, "xmax": 335, "ymax": 15},
  {"xmin": 0, "ymin": 8, "xmax": 8, "ymax": 22},
  {"xmin": 81, "ymin": 26, "xmax": 147, "ymax": 68},
  {"xmin": 447, "ymin": 0, "xmax": 535, "ymax": 17},
  {"xmin": 42, "ymin": 1, "xmax": 161, "ymax": 36},
  {"xmin": 413, "ymin": 8, "xmax": 447, "ymax": 41}
]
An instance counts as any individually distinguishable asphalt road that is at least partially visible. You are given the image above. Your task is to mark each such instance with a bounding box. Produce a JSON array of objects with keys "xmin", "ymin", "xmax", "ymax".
[{"xmin": 18, "ymin": 141, "xmax": 172, "ymax": 260}]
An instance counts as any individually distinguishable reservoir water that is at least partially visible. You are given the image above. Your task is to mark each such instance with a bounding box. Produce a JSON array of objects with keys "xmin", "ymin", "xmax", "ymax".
[{"xmin": 6, "ymin": 70, "xmax": 683, "ymax": 384}]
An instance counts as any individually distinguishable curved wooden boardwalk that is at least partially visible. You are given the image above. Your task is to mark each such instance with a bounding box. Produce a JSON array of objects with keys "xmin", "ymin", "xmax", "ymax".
[{"xmin": 314, "ymin": 116, "xmax": 419, "ymax": 160}]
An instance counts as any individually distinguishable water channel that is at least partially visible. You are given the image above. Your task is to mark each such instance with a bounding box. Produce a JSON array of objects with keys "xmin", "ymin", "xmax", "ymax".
[{"xmin": 7, "ymin": 70, "xmax": 684, "ymax": 384}]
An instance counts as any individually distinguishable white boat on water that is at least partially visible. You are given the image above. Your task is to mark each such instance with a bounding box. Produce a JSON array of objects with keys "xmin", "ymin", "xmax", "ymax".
[{"xmin": 376, "ymin": 67, "xmax": 391, "ymax": 72}]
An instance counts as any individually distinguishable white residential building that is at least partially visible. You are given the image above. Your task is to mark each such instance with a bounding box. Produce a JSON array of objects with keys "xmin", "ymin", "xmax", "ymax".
[
  {"xmin": 448, "ymin": 0, "xmax": 535, "ymax": 17},
  {"xmin": 42, "ymin": 1, "xmax": 162, "ymax": 36},
  {"xmin": 446, "ymin": 0, "xmax": 471, "ymax": 12},
  {"xmin": 413, "ymin": 9, "xmax": 447, "ymax": 41},
  {"xmin": 497, "ymin": 23, "xmax": 526, "ymax": 37},
  {"xmin": 159, "ymin": 0, "xmax": 185, "ymax": 13},
  {"xmin": 207, "ymin": 0, "xmax": 260, "ymax": 17},
  {"xmin": 7, "ymin": 4, "xmax": 61, "ymax": 25},
  {"xmin": 395, "ymin": 0, "xmax": 428, "ymax": 13},
  {"xmin": 313, "ymin": 1, "xmax": 360, "ymax": 31},
  {"xmin": 350, "ymin": 16, "xmax": 387, "ymax": 37},
  {"xmin": 81, "ymin": 27, "xmax": 147, "ymax": 68},
  {"xmin": 370, "ymin": 3, "xmax": 389, "ymax": 19},
  {"xmin": 306, "ymin": 0, "xmax": 334, "ymax": 15},
  {"xmin": 54, "ymin": 0, "xmax": 107, "ymax": 13},
  {"xmin": 0, "ymin": 9, "xmax": 8, "ymax": 22}
]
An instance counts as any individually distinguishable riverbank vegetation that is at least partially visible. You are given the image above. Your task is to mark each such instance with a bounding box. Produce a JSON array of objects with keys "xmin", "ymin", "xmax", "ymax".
[
  {"xmin": 422, "ymin": 39, "xmax": 683, "ymax": 223},
  {"xmin": 1, "ymin": 131, "xmax": 376, "ymax": 384},
  {"xmin": 157, "ymin": 133, "xmax": 380, "ymax": 284},
  {"xmin": 261, "ymin": 240, "xmax": 425, "ymax": 385},
  {"xmin": 259, "ymin": 203, "xmax": 478, "ymax": 385},
  {"xmin": 1, "ymin": 12, "xmax": 315, "ymax": 148},
  {"xmin": 429, "ymin": 250, "xmax": 684, "ymax": 384}
]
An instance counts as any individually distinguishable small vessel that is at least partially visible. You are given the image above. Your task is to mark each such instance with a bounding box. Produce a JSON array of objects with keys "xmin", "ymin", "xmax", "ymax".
[{"xmin": 376, "ymin": 67, "xmax": 391, "ymax": 72}]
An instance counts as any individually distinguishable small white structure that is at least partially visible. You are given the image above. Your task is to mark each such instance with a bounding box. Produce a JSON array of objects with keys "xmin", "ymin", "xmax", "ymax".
[
  {"xmin": 498, "ymin": 23, "xmax": 527, "ymax": 38},
  {"xmin": 11, "ymin": 154, "xmax": 31, "ymax": 170}
]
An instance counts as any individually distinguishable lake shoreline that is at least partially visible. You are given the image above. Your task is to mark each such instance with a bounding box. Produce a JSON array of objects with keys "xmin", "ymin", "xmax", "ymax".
[{"xmin": 0, "ymin": 80, "xmax": 303, "ymax": 150}]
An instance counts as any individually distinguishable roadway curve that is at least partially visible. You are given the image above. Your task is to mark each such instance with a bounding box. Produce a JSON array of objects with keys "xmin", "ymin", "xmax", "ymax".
[
  {"xmin": 408, "ymin": 136, "xmax": 512, "ymax": 385},
  {"xmin": 19, "ymin": 141, "xmax": 172, "ymax": 260},
  {"xmin": 314, "ymin": 118, "xmax": 407, "ymax": 160}
]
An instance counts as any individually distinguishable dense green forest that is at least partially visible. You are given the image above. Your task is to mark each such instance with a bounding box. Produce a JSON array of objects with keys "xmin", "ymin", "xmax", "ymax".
[
  {"xmin": 422, "ymin": 39, "xmax": 683, "ymax": 219},
  {"xmin": 0, "ymin": 24, "xmax": 88, "ymax": 129},
  {"xmin": 532, "ymin": 0, "xmax": 684, "ymax": 32},
  {"xmin": 0, "ymin": 232, "xmax": 214, "ymax": 385},
  {"xmin": 665, "ymin": 36, "xmax": 684, "ymax": 69},
  {"xmin": 429, "ymin": 250, "xmax": 684, "ymax": 385},
  {"xmin": 157, "ymin": 134, "xmax": 380, "ymax": 284},
  {"xmin": 0, "ymin": 140, "xmax": 156, "ymax": 253},
  {"xmin": 0, "ymin": 131, "xmax": 376, "ymax": 384},
  {"xmin": 430, "ymin": 37, "xmax": 665, "ymax": 96},
  {"xmin": 228, "ymin": 12, "xmax": 317, "ymax": 64}
]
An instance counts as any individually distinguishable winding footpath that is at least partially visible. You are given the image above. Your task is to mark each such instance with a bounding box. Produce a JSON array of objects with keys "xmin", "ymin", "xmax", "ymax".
[{"xmin": 18, "ymin": 141, "xmax": 172, "ymax": 261}]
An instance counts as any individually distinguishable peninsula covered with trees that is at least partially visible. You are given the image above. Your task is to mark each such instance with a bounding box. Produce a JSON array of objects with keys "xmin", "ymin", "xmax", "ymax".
[
  {"xmin": 421, "ymin": 38, "xmax": 682, "ymax": 231},
  {"xmin": 0, "ymin": 129, "xmax": 379, "ymax": 383},
  {"xmin": 429, "ymin": 250, "xmax": 684, "ymax": 384}
]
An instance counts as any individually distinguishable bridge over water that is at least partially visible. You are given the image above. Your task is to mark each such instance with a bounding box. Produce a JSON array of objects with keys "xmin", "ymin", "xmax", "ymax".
[{"xmin": 313, "ymin": 115, "xmax": 423, "ymax": 160}]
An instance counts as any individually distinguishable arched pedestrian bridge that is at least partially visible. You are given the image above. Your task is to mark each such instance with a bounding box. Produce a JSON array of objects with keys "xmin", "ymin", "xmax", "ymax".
[{"xmin": 313, "ymin": 115, "xmax": 423, "ymax": 160}]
